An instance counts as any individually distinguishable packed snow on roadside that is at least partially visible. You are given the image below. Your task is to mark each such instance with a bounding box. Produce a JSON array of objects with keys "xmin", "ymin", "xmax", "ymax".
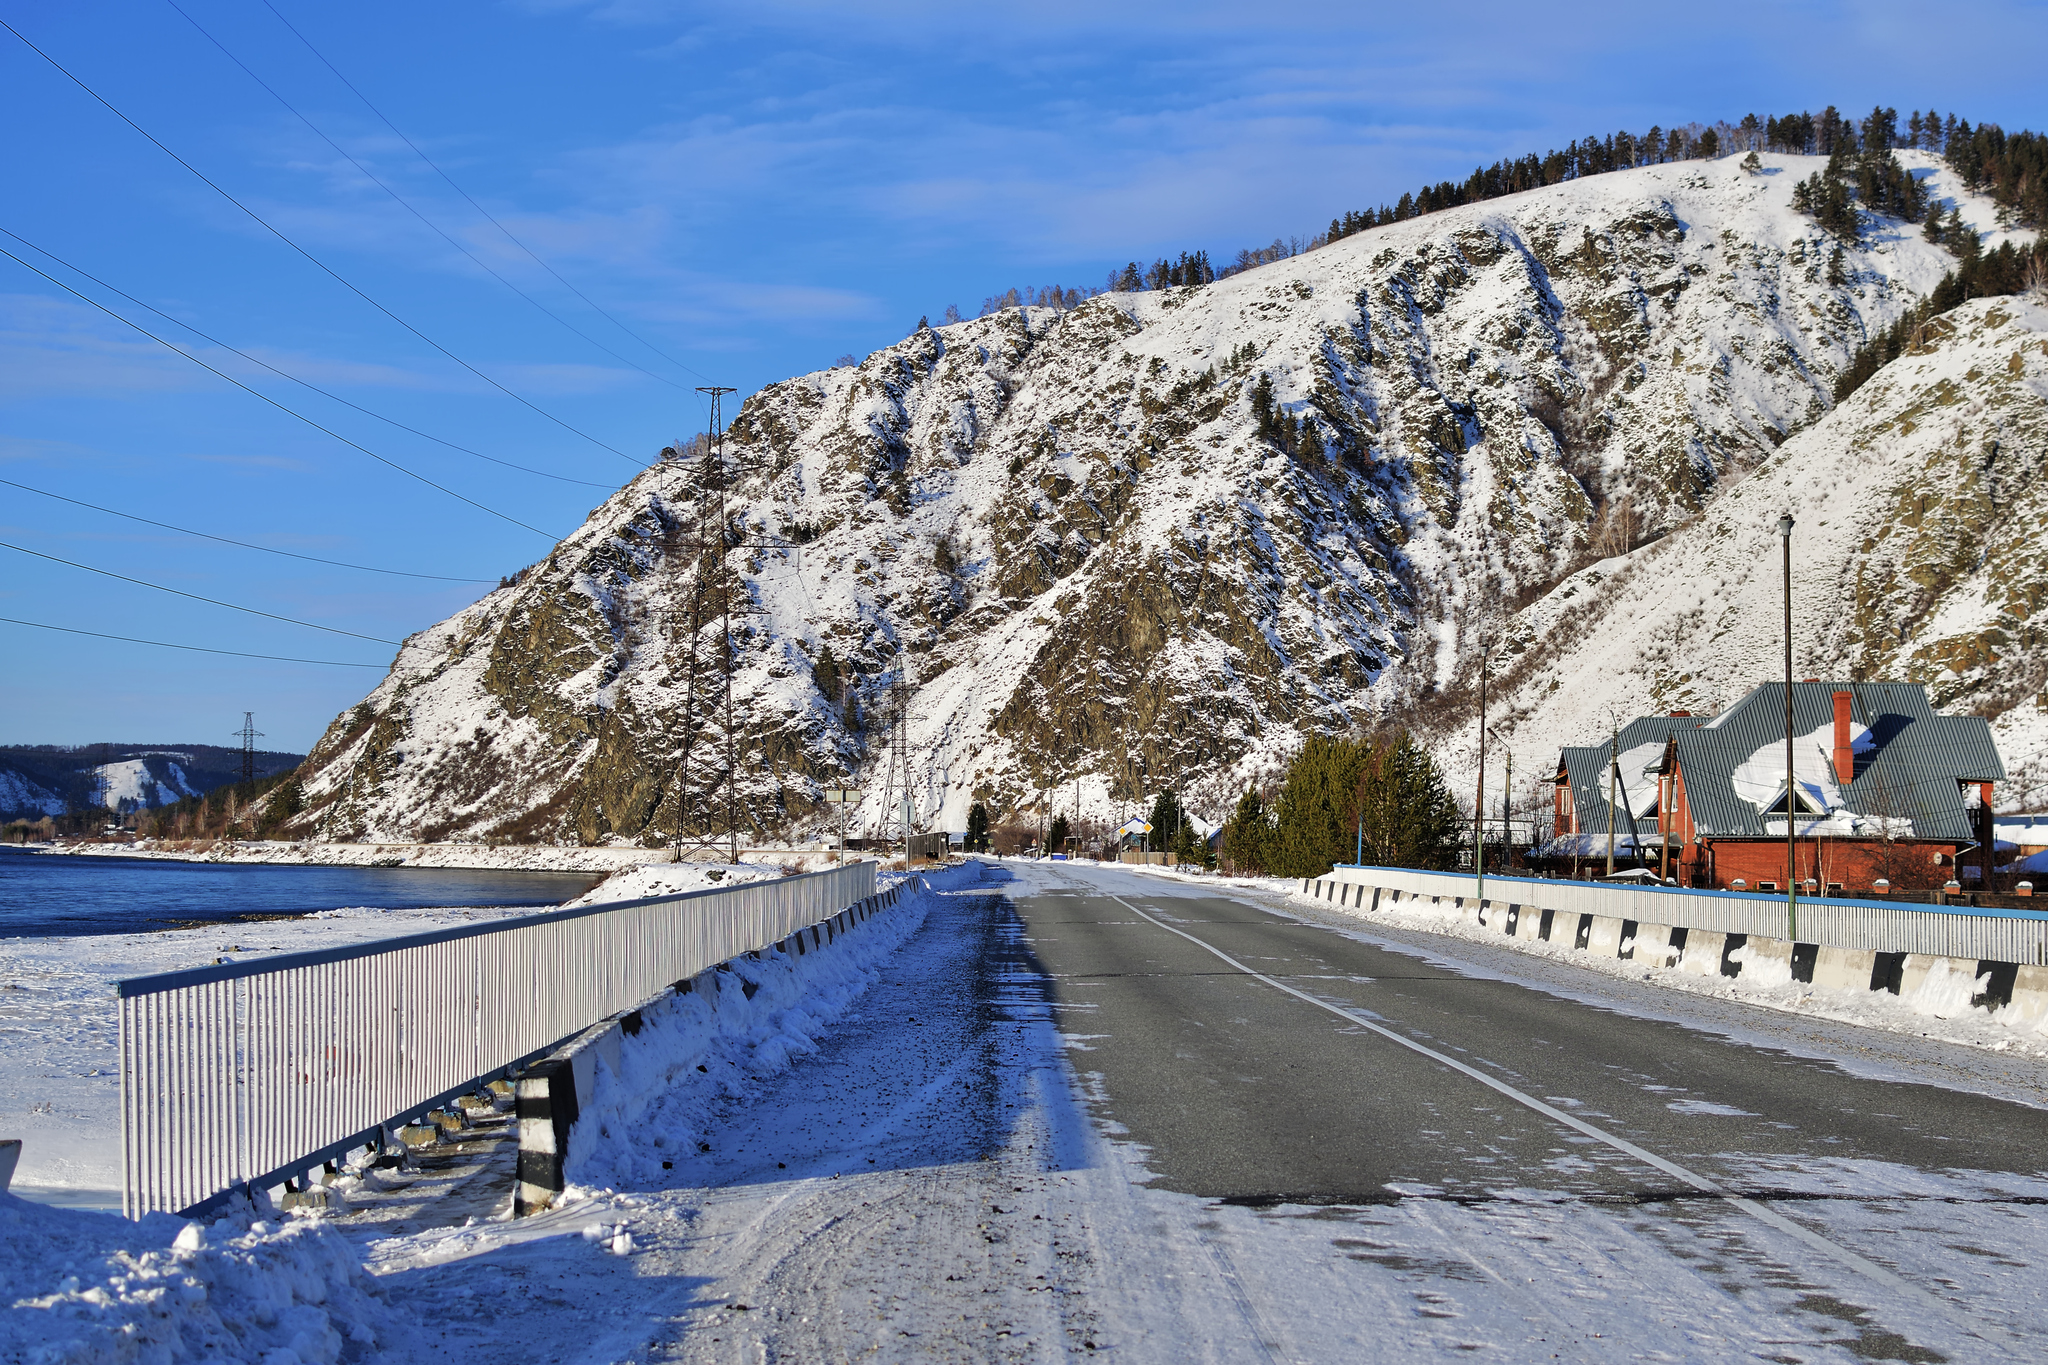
[
  {"xmin": 0, "ymin": 1193, "xmax": 397, "ymax": 1365},
  {"xmin": 561, "ymin": 867, "xmax": 944, "ymax": 1191}
]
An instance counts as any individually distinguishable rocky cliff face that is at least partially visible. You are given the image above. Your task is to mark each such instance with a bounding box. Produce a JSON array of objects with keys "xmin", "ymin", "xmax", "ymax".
[{"xmin": 287, "ymin": 151, "xmax": 2042, "ymax": 844}]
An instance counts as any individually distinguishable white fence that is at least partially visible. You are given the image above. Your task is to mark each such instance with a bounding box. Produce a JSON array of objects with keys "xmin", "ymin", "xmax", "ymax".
[
  {"xmin": 117, "ymin": 860, "xmax": 878, "ymax": 1218},
  {"xmin": 1309, "ymin": 866, "xmax": 2048, "ymax": 964}
]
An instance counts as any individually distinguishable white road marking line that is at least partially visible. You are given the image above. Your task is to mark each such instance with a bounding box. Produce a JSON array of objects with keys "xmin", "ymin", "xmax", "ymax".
[{"xmin": 1103, "ymin": 889, "xmax": 2009, "ymax": 1355}]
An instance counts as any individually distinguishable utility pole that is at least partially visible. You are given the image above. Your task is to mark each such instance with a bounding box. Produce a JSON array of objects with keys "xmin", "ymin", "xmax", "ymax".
[
  {"xmin": 1502, "ymin": 748, "xmax": 1512, "ymax": 875},
  {"xmin": 1606, "ymin": 715, "xmax": 1619, "ymax": 877},
  {"xmin": 1475, "ymin": 656, "xmax": 1488, "ymax": 900},
  {"xmin": 233, "ymin": 712, "xmax": 263, "ymax": 785},
  {"xmin": 1780, "ymin": 512, "xmax": 1798, "ymax": 940}
]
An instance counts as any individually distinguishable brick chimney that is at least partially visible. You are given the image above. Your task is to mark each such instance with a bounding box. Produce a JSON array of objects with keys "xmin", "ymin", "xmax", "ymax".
[{"xmin": 1832, "ymin": 690, "xmax": 1854, "ymax": 783}]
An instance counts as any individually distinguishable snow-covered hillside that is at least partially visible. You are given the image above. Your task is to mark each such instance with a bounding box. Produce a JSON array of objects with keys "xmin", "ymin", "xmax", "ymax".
[
  {"xmin": 91, "ymin": 756, "xmax": 201, "ymax": 813},
  {"xmin": 0, "ymin": 766, "xmax": 65, "ymax": 819},
  {"xmin": 289, "ymin": 152, "xmax": 2042, "ymax": 843},
  {"xmin": 1455, "ymin": 292, "xmax": 2048, "ymax": 809}
]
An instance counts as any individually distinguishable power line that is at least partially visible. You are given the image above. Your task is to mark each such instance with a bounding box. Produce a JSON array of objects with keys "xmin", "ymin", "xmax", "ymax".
[
  {"xmin": 257, "ymin": 0, "xmax": 714, "ymax": 394},
  {"xmin": 0, "ymin": 477, "xmax": 496, "ymax": 583},
  {"xmin": 0, "ymin": 226, "xmax": 613, "ymax": 490},
  {"xmin": 0, "ymin": 539, "xmax": 397, "ymax": 643},
  {"xmin": 164, "ymin": 0, "xmax": 703, "ymax": 403},
  {"xmin": 0, "ymin": 17, "xmax": 646, "ymax": 469},
  {"xmin": 0, "ymin": 615, "xmax": 381, "ymax": 667},
  {"xmin": 0, "ymin": 242, "xmax": 562, "ymax": 539}
]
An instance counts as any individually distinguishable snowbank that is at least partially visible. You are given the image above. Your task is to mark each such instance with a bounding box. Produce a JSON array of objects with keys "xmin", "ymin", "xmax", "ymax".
[
  {"xmin": 565, "ymin": 863, "xmax": 987, "ymax": 1192},
  {"xmin": 0, "ymin": 1194, "xmax": 393, "ymax": 1364}
]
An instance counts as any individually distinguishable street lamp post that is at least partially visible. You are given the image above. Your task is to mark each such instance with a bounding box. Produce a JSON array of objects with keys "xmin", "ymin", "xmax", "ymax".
[
  {"xmin": 1475, "ymin": 649, "xmax": 1492, "ymax": 902},
  {"xmin": 1781, "ymin": 513, "xmax": 1798, "ymax": 941}
]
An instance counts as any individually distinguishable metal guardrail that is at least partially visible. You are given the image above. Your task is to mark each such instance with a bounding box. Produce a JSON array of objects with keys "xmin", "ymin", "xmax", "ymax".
[
  {"xmin": 116, "ymin": 860, "xmax": 878, "ymax": 1218},
  {"xmin": 1308, "ymin": 866, "xmax": 2048, "ymax": 964}
]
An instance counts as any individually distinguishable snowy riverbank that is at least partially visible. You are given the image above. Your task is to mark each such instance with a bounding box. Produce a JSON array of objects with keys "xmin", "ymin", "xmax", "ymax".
[{"xmin": 0, "ymin": 865, "xmax": 960, "ymax": 1365}]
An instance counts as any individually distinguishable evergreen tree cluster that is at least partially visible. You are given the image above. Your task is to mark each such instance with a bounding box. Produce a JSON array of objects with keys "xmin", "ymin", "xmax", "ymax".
[
  {"xmin": 1143, "ymin": 787, "xmax": 1213, "ymax": 867},
  {"xmin": 1249, "ymin": 373, "xmax": 1328, "ymax": 463},
  {"xmin": 129, "ymin": 769, "xmax": 305, "ymax": 842},
  {"xmin": 965, "ymin": 801, "xmax": 991, "ymax": 853},
  {"xmin": 1833, "ymin": 236, "xmax": 2048, "ymax": 403},
  {"xmin": 1223, "ymin": 732, "xmax": 1461, "ymax": 878},
  {"xmin": 1115, "ymin": 250, "xmax": 1217, "ymax": 292},
  {"xmin": 1948, "ymin": 122, "xmax": 2048, "ymax": 228},
  {"xmin": 1788, "ymin": 106, "xmax": 1937, "ymax": 239}
]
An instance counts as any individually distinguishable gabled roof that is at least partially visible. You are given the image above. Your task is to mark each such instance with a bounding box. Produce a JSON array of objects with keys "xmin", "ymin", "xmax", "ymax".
[
  {"xmin": 1669, "ymin": 681, "xmax": 1999, "ymax": 840},
  {"xmin": 1554, "ymin": 713, "xmax": 1706, "ymax": 843}
]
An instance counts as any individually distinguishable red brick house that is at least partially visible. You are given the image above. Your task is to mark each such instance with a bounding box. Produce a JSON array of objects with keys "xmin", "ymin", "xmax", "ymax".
[{"xmin": 1533, "ymin": 682, "xmax": 2003, "ymax": 892}]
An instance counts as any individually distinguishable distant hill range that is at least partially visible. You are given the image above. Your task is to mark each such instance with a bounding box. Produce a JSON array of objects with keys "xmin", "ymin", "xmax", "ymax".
[{"xmin": 0, "ymin": 744, "xmax": 305, "ymax": 822}]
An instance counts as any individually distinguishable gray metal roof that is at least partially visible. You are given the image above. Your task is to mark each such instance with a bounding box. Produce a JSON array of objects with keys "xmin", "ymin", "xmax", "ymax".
[
  {"xmin": 1573, "ymin": 681, "xmax": 2002, "ymax": 843},
  {"xmin": 1556, "ymin": 713, "xmax": 1707, "ymax": 843}
]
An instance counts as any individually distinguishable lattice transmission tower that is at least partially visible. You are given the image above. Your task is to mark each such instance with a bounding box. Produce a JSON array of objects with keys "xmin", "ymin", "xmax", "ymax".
[
  {"xmin": 657, "ymin": 386, "xmax": 788, "ymax": 864},
  {"xmin": 233, "ymin": 712, "xmax": 263, "ymax": 784},
  {"xmin": 871, "ymin": 665, "xmax": 923, "ymax": 854}
]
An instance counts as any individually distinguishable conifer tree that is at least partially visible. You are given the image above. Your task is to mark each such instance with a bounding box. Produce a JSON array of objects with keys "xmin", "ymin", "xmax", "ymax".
[
  {"xmin": 966, "ymin": 802, "xmax": 990, "ymax": 853},
  {"xmin": 1148, "ymin": 788, "xmax": 1187, "ymax": 848},
  {"xmin": 812, "ymin": 643, "xmax": 842, "ymax": 703},
  {"xmin": 1223, "ymin": 787, "xmax": 1270, "ymax": 874}
]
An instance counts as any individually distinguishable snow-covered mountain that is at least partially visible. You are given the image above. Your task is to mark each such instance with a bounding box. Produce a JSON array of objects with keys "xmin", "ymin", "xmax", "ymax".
[
  {"xmin": 0, "ymin": 765, "xmax": 67, "ymax": 820},
  {"xmin": 90, "ymin": 756, "xmax": 202, "ymax": 814},
  {"xmin": 289, "ymin": 151, "xmax": 2044, "ymax": 844}
]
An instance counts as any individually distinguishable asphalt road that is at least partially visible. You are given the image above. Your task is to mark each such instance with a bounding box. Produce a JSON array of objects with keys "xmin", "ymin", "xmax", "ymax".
[{"xmin": 1011, "ymin": 860, "xmax": 2048, "ymax": 1204}]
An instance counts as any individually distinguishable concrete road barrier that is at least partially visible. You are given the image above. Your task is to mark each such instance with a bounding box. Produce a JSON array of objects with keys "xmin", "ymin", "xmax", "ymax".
[
  {"xmin": 1632, "ymin": 923, "xmax": 1679, "ymax": 968},
  {"xmin": 2009, "ymin": 966, "xmax": 2048, "ymax": 1030},
  {"xmin": 1586, "ymin": 916, "xmax": 1625, "ymax": 957},
  {"xmin": 1300, "ymin": 866, "xmax": 2048, "ymax": 1036},
  {"xmin": 1812, "ymin": 945, "xmax": 1877, "ymax": 995},
  {"xmin": 1678, "ymin": 930, "xmax": 1726, "ymax": 976}
]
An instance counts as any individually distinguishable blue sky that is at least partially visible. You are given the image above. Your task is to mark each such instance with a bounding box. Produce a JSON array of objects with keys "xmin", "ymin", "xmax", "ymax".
[{"xmin": 3, "ymin": 0, "xmax": 2044, "ymax": 752}]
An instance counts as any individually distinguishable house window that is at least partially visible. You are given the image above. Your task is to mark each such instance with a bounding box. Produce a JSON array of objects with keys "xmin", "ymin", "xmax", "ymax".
[{"xmin": 1759, "ymin": 881, "xmax": 1779, "ymax": 892}]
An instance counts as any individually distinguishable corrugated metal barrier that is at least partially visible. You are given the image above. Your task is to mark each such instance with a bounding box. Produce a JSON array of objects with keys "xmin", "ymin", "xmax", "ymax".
[
  {"xmin": 1304, "ymin": 866, "xmax": 2048, "ymax": 964},
  {"xmin": 116, "ymin": 861, "xmax": 879, "ymax": 1218}
]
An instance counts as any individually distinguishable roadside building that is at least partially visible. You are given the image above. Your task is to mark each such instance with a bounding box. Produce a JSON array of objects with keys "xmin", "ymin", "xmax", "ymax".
[{"xmin": 1530, "ymin": 682, "xmax": 2002, "ymax": 892}]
